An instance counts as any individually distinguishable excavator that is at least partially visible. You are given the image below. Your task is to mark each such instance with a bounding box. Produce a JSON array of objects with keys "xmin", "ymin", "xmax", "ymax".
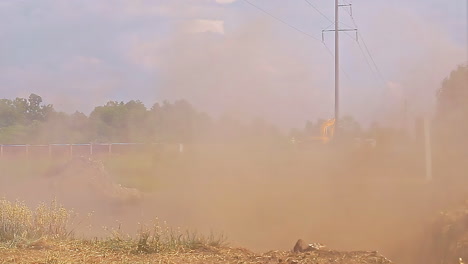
[
  {"xmin": 290, "ymin": 119, "xmax": 336, "ymax": 146},
  {"xmin": 317, "ymin": 118, "xmax": 336, "ymax": 143},
  {"xmin": 291, "ymin": 118, "xmax": 376, "ymax": 148}
]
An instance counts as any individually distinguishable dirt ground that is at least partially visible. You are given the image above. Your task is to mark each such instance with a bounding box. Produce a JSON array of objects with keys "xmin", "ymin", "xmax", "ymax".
[{"xmin": 0, "ymin": 240, "xmax": 393, "ymax": 264}]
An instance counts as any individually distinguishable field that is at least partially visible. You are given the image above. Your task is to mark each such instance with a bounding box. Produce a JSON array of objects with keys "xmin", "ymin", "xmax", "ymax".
[{"xmin": 0, "ymin": 143, "xmax": 467, "ymax": 263}]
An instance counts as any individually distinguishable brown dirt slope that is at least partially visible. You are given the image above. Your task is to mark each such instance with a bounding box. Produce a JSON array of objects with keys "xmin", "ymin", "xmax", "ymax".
[{"xmin": 0, "ymin": 241, "xmax": 393, "ymax": 264}]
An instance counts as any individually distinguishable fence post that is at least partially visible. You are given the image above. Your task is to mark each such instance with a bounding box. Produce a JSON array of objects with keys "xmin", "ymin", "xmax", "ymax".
[
  {"xmin": 90, "ymin": 143, "xmax": 93, "ymax": 156},
  {"xmin": 0, "ymin": 145, "xmax": 3, "ymax": 158},
  {"xmin": 179, "ymin": 143, "xmax": 184, "ymax": 153},
  {"xmin": 108, "ymin": 144, "xmax": 112, "ymax": 155},
  {"xmin": 424, "ymin": 118, "xmax": 433, "ymax": 181}
]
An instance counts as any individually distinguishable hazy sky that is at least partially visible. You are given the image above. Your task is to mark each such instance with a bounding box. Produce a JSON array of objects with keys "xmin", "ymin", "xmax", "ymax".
[{"xmin": 0, "ymin": 0, "xmax": 466, "ymax": 128}]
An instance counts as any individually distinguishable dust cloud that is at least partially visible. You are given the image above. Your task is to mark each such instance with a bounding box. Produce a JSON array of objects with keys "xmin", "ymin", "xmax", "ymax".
[
  {"xmin": 130, "ymin": 19, "xmax": 334, "ymax": 128},
  {"xmin": 1, "ymin": 140, "xmax": 467, "ymax": 264},
  {"xmin": 126, "ymin": 2, "xmax": 466, "ymax": 129},
  {"xmin": 0, "ymin": 2, "xmax": 466, "ymax": 264}
]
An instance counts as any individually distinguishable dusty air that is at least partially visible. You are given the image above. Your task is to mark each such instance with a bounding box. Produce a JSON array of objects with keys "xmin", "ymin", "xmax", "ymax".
[{"xmin": 0, "ymin": 0, "xmax": 466, "ymax": 264}]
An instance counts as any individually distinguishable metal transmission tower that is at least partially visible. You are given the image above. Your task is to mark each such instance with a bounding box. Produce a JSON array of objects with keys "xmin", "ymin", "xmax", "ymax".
[{"xmin": 322, "ymin": 1, "xmax": 357, "ymax": 137}]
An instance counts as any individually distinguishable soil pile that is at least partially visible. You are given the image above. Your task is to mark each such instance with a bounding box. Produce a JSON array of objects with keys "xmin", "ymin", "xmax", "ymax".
[
  {"xmin": 260, "ymin": 249, "xmax": 392, "ymax": 264},
  {"xmin": 44, "ymin": 156, "xmax": 143, "ymax": 210}
]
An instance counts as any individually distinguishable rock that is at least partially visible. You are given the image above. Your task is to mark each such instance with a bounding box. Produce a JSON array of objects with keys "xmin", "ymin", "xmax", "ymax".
[{"xmin": 293, "ymin": 239, "xmax": 326, "ymax": 253}]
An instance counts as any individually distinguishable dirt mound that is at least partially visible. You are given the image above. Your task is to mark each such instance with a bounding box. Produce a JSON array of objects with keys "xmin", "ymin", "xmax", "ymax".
[
  {"xmin": 0, "ymin": 240, "xmax": 394, "ymax": 264},
  {"xmin": 261, "ymin": 249, "xmax": 392, "ymax": 264},
  {"xmin": 44, "ymin": 156, "xmax": 143, "ymax": 210},
  {"xmin": 423, "ymin": 198, "xmax": 468, "ymax": 263}
]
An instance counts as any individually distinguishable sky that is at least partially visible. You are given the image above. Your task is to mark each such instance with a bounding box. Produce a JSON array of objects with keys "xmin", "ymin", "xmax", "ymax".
[{"xmin": 0, "ymin": 0, "xmax": 466, "ymax": 128}]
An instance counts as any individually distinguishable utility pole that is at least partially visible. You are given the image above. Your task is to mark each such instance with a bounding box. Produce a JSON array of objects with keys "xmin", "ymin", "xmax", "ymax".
[
  {"xmin": 322, "ymin": 1, "xmax": 357, "ymax": 138},
  {"xmin": 334, "ymin": 0, "xmax": 339, "ymax": 135}
]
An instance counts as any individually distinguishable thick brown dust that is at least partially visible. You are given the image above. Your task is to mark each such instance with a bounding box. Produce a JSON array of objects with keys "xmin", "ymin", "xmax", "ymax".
[{"xmin": 0, "ymin": 142, "xmax": 466, "ymax": 264}]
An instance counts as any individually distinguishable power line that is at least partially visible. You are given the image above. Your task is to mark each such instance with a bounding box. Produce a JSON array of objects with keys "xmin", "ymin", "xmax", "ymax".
[
  {"xmin": 303, "ymin": 0, "xmax": 334, "ymax": 24},
  {"xmin": 242, "ymin": 0, "xmax": 344, "ymax": 64},
  {"xmin": 300, "ymin": 0, "xmax": 356, "ymax": 85},
  {"xmin": 242, "ymin": 0, "xmax": 322, "ymax": 42},
  {"xmin": 339, "ymin": 21, "xmax": 354, "ymax": 29},
  {"xmin": 242, "ymin": 0, "xmax": 352, "ymax": 88},
  {"xmin": 341, "ymin": 31, "xmax": 375, "ymax": 75},
  {"xmin": 324, "ymin": 23, "xmax": 335, "ymax": 30},
  {"xmin": 358, "ymin": 32, "xmax": 386, "ymax": 85},
  {"xmin": 242, "ymin": 0, "xmax": 386, "ymax": 88},
  {"xmin": 344, "ymin": 7, "xmax": 387, "ymax": 85},
  {"xmin": 303, "ymin": 0, "xmax": 355, "ymax": 29},
  {"xmin": 300, "ymin": 0, "xmax": 386, "ymax": 97},
  {"xmin": 323, "ymin": 43, "xmax": 352, "ymax": 82},
  {"xmin": 343, "ymin": 32, "xmax": 377, "ymax": 82}
]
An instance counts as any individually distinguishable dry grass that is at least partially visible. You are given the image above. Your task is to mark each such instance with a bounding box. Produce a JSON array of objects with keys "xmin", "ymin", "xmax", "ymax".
[
  {"xmin": 0, "ymin": 198, "xmax": 394, "ymax": 264},
  {"xmin": 0, "ymin": 199, "xmax": 72, "ymax": 243},
  {"xmin": 99, "ymin": 219, "xmax": 228, "ymax": 254},
  {"xmin": 0, "ymin": 239, "xmax": 394, "ymax": 264},
  {"xmin": 0, "ymin": 198, "xmax": 231, "ymax": 263},
  {"xmin": 0, "ymin": 198, "xmax": 226, "ymax": 252}
]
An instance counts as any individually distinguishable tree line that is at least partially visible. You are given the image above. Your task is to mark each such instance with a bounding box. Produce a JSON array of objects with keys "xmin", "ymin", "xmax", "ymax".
[
  {"xmin": 0, "ymin": 65, "xmax": 465, "ymax": 149},
  {"xmin": 0, "ymin": 94, "xmax": 376, "ymax": 146},
  {"xmin": 0, "ymin": 95, "xmax": 283, "ymax": 145}
]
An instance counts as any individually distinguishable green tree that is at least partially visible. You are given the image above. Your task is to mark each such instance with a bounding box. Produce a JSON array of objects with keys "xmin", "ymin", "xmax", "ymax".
[
  {"xmin": 436, "ymin": 65, "xmax": 468, "ymax": 134},
  {"xmin": 25, "ymin": 94, "xmax": 54, "ymax": 122},
  {"xmin": 434, "ymin": 65, "xmax": 468, "ymax": 178},
  {"xmin": 0, "ymin": 99, "xmax": 16, "ymax": 127},
  {"xmin": 90, "ymin": 101, "xmax": 127, "ymax": 142}
]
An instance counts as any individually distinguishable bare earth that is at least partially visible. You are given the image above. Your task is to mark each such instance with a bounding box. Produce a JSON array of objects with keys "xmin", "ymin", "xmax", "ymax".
[{"xmin": 0, "ymin": 241, "xmax": 393, "ymax": 264}]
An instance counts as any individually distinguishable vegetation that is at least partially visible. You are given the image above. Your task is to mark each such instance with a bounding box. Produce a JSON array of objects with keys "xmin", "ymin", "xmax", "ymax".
[
  {"xmin": 435, "ymin": 65, "xmax": 468, "ymax": 147},
  {"xmin": 0, "ymin": 93, "xmax": 385, "ymax": 146},
  {"xmin": 0, "ymin": 95, "xmax": 282, "ymax": 145},
  {"xmin": 436, "ymin": 65, "xmax": 468, "ymax": 127},
  {"xmin": 0, "ymin": 200, "xmax": 394, "ymax": 264},
  {"xmin": 0, "ymin": 199, "xmax": 72, "ymax": 249},
  {"xmin": 104, "ymin": 222, "xmax": 227, "ymax": 254},
  {"xmin": 0, "ymin": 198, "xmax": 226, "ymax": 252},
  {"xmin": 0, "ymin": 65, "xmax": 466, "ymax": 264},
  {"xmin": 433, "ymin": 65, "xmax": 468, "ymax": 180}
]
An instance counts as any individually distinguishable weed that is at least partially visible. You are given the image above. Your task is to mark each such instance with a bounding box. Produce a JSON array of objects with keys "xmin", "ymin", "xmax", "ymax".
[
  {"xmin": 0, "ymin": 198, "xmax": 227, "ymax": 259},
  {"xmin": 0, "ymin": 198, "xmax": 74, "ymax": 242}
]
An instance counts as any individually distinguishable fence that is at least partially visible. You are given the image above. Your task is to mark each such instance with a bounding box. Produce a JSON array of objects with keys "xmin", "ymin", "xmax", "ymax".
[{"xmin": 0, "ymin": 143, "xmax": 184, "ymax": 159}]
